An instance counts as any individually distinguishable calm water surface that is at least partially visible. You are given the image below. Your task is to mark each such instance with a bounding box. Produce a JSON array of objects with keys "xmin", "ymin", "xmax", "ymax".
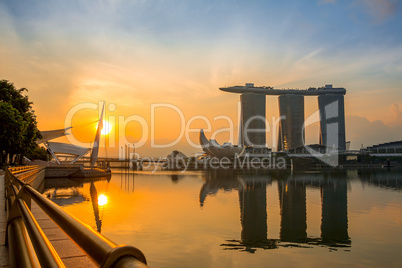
[{"xmin": 43, "ymin": 169, "xmax": 402, "ymax": 267}]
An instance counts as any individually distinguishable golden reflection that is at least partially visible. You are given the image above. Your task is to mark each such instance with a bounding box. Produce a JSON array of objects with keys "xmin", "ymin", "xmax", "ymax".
[{"xmin": 98, "ymin": 194, "xmax": 108, "ymax": 206}]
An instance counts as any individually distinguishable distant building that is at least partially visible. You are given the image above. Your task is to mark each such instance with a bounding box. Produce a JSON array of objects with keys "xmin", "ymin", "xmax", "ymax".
[
  {"xmin": 166, "ymin": 150, "xmax": 187, "ymax": 160},
  {"xmin": 220, "ymin": 83, "xmax": 347, "ymax": 151},
  {"xmin": 199, "ymin": 129, "xmax": 245, "ymax": 158},
  {"xmin": 240, "ymin": 91, "xmax": 266, "ymax": 147},
  {"xmin": 365, "ymin": 140, "xmax": 402, "ymax": 155},
  {"xmin": 278, "ymin": 95, "xmax": 305, "ymax": 151},
  {"xmin": 318, "ymin": 92, "xmax": 346, "ymax": 151}
]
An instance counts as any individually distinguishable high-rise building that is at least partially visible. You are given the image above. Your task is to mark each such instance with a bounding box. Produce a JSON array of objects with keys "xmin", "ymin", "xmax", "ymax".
[
  {"xmin": 278, "ymin": 95, "xmax": 305, "ymax": 151},
  {"xmin": 220, "ymin": 83, "xmax": 346, "ymax": 152},
  {"xmin": 240, "ymin": 92, "xmax": 266, "ymax": 147},
  {"xmin": 318, "ymin": 93, "xmax": 346, "ymax": 151}
]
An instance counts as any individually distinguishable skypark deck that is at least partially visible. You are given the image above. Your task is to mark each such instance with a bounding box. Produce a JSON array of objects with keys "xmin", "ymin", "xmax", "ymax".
[{"xmin": 220, "ymin": 84, "xmax": 346, "ymax": 95}]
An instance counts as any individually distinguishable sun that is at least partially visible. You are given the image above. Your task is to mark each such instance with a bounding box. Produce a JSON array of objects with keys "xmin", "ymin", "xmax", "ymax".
[
  {"xmin": 98, "ymin": 194, "xmax": 108, "ymax": 206},
  {"xmin": 96, "ymin": 120, "xmax": 112, "ymax": 135}
]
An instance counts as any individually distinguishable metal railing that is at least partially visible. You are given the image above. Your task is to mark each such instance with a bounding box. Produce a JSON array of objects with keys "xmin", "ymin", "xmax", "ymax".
[{"xmin": 4, "ymin": 166, "xmax": 148, "ymax": 267}]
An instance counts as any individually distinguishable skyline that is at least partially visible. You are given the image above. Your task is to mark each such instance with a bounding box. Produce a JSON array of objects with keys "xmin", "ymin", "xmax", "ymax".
[{"xmin": 1, "ymin": 0, "xmax": 401, "ymax": 156}]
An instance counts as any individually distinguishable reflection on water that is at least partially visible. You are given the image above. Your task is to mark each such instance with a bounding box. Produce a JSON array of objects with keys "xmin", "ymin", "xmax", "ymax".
[
  {"xmin": 42, "ymin": 169, "xmax": 402, "ymax": 267},
  {"xmin": 89, "ymin": 182, "xmax": 102, "ymax": 232},
  {"xmin": 43, "ymin": 177, "xmax": 110, "ymax": 233},
  {"xmin": 278, "ymin": 178, "xmax": 307, "ymax": 243},
  {"xmin": 359, "ymin": 169, "xmax": 402, "ymax": 190},
  {"xmin": 98, "ymin": 194, "xmax": 108, "ymax": 206},
  {"xmin": 120, "ymin": 170, "xmax": 135, "ymax": 192},
  {"xmin": 321, "ymin": 178, "xmax": 349, "ymax": 244},
  {"xmin": 239, "ymin": 174, "xmax": 268, "ymax": 248},
  {"xmin": 202, "ymin": 170, "xmax": 352, "ymax": 253}
]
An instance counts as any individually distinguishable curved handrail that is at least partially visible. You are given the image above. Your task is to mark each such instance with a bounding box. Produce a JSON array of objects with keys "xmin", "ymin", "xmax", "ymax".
[{"xmin": 5, "ymin": 166, "xmax": 148, "ymax": 267}]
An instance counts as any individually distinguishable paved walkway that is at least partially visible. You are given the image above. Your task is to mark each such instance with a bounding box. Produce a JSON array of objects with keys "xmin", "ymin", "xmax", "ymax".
[
  {"xmin": 1, "ymin": 172, "xmax": 96, "ymax": 267},
  {"xmin": 0, "ymin": 173, "xmax": 9, "ymax": 268},
  {"xmin": 30, "ymin": 203, "xmax": 96, "ymax": 267}
]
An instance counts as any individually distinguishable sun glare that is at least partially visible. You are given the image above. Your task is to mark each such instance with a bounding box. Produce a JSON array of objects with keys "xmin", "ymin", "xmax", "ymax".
[
  {"xmin": 98, "ymin": 194, "xmax": 108, "ymax": 206},
  {"xmin": 96, "ymin": 120, "xmax": 112, "ymax": 135}
]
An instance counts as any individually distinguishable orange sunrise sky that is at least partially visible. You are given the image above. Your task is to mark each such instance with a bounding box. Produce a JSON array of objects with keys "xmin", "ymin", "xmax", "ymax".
[{"xmin": 1, "ymin": 0, "xmax": 401, "ymax": 157}]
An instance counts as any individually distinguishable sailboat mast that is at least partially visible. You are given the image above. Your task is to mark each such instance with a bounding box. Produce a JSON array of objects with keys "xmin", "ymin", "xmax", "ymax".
[{"xmin": 90, "ymin": 103, "xmax": 105, "ymax": 168}]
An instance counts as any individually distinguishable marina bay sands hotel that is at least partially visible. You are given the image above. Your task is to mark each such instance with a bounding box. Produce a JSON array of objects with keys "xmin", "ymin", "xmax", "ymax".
[{"xmin": 220, "ymin": 83, "xmax": 346, "ymax": 151}]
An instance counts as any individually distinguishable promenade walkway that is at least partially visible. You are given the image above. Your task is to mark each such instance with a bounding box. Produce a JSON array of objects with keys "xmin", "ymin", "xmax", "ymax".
[
  {"xmin": 1, "ymin": 170, "xmax": 96, "ymax": 267},
  {"xmin": 1, "ymin": 172, "xmax": 9, "ymax": 268},
  {"xmin": 29, "ymin": 203, "xmax": 96, "ymax": 267}
]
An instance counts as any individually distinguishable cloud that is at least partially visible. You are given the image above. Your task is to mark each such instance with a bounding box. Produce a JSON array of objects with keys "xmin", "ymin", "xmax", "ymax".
[
  {"xmin": 346, "ymin": 115, "xmax": 402, "ymax": 149},
  {"xmin": 293, "ymin": 48, "xmax": 323, "ymax": 69},
  {"xmin": 354, "ymin": 0, "xmax": 399, "ymax": 22},
  {"xmin": 390, "ymin": 103, "xmax": 402, "ymax": 124}
]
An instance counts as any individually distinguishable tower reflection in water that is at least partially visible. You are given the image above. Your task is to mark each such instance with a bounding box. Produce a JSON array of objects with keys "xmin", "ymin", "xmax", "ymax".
[
  {"xmin": 321, "ymin": 176, "xmax": 349, "ymax": 243},
  {"xmin": 278, "ymin": 178, "xmax": 307, "ymax": 243},
  {"xmin": 237, "ymin": 174, "xmax": 274, "ymax": 251},
  {"xmin": 200, "ymin": 170, "xmax": 350, "ymax": 253}
]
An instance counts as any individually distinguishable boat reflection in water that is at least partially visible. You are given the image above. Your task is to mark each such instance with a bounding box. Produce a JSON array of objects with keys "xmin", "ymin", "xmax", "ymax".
[{"xmin": 200, "ymin": 170, "xmax": 351, "ymax": 253}]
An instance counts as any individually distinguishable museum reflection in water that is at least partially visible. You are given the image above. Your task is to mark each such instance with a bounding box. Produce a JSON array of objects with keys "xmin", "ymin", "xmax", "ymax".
[{"xmin": 200, "ymin": 169, "xmax": 351, "ymax": 252}]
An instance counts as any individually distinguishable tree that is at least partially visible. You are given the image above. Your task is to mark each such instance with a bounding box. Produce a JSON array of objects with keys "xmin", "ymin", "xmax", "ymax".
[
  {"xmin": 0, "ymin": 102, "xmax": 24, "ymax": 164},
  {"xmin": 0, "ymin": 80, "xmax": 30, "ymax": 114},
  {"xmin": 0, "ymin": 79, "xmax": 41, "ymax": 165},
  {"xmin": 27, "ymin": 146, "xmax": 49, "ymax": 161}
]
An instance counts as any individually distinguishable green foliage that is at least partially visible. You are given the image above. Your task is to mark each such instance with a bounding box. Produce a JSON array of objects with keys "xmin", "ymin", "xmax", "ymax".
[
  {"xmin": 27, "ymin": 146, "xmax": 49, "ymax": 161},
  {"xmin": 0, "ymin": 102, "xmax": 24, "ymax": 155},
  {"xmin": 0, "ymin": 79, "xmax": 41, "ymax": 165},
  {"xmin": 0, "ymin": 80, "xmax": 30, "ymax": 114}
]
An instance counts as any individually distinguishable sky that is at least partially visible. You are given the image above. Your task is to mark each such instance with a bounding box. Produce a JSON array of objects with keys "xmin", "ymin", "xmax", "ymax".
[{"xmin": 0, "ymin": 0, "xmax": 401, "ymax": 157}]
